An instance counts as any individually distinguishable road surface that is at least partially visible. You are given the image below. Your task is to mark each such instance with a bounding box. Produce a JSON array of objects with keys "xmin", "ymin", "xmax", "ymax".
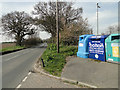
[
  {"xmin": 20, "ymin": 73, "xmax": 79, "ymax": 88},
  {"xmin": 2, "ymin": 44, "xmax": 46, "ymax": 88}
]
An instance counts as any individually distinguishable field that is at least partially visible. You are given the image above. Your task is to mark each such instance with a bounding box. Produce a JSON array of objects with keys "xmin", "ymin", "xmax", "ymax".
[
  {"xmin": 0, "ymin": 42, "xmax": 24, "ymax": 52},
  {"xmin": 2, "ymin": 43, "xmax": 16, "ymax": 48}
]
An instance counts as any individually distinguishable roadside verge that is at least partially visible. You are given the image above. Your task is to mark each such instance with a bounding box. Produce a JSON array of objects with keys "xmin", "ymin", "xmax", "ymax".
[{"xmin": 0, "ymin": 48, "xmax": 27, "ymax": 55}]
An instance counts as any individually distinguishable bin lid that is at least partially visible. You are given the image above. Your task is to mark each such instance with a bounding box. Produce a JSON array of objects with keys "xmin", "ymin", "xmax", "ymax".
[
  {"xmin": 79, "ymin": 34, "xmax": 93, "ymax": 38},
  {"xmin": 105, "ymin": 33, "xmax": 120, "ymax": 42},
  {"xmin": 89, "ymin": 35, "xmax": 109, "ymax": 39},
  {"xmin": 79, "ymin": 34, "xmax": 94, "ymax": 42},
  {"xmin": 79, "ymin": 34, "xmax": 94, "ymax": 39},
  {"xmin": 111, "ymin": 39, "xmax": 120, "ymax": 43}
]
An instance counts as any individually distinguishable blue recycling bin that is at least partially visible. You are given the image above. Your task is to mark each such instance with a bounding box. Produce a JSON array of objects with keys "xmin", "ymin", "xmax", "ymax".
[
  {"xmin": 77, "ymin": 34, "xmax": 94, "ymax": 58},
  {"xmin": 88, "ymin": 35, "xmax": 109, "ymax": 61}
]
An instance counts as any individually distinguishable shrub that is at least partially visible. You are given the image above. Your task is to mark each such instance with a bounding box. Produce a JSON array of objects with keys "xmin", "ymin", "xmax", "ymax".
[
  {"xmin": 47, "ymin": 43, "xmax": 57, "ymax": 50},
  {"xmin": 22, "ymin": 37, "xmax": 43, "ymax": 47}
]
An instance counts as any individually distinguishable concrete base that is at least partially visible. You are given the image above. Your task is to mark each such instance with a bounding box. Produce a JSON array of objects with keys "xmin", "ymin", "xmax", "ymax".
[{"xmin": 77, "ymin": 52, "xmax": 89, "ymax": 58}]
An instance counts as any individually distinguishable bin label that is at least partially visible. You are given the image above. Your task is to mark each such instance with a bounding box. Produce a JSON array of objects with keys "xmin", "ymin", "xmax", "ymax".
[
  {"xmin": 79, "ymin": 43, "xmax": 83, "ymax": 47},
  {"xmin": 111, "ymin": 43, "xmax": 120, "ymax": 47},
  {"xmin": 89, "ymin": 42, "xmax": 104, "ymax": 54},
  {"xmin": 112, "ymin": 46, "xmax": 120, "ymax": 57}
]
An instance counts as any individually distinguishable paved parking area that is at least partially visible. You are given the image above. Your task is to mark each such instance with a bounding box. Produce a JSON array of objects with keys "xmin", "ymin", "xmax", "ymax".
[{"xmin": 61, "ymin": 57, "xmax": 118, "ymax": 88}]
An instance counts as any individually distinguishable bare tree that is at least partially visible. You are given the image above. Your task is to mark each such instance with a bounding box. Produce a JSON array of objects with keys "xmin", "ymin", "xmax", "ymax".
[
  {"xmin": 60, "ymin": 18, "xmax": 93, "ymax": 45},
  {"xmin": 32, "ymin": 2, "xmax": 83, "ymax": 38},
  {"xmin": 106, "ymin": 25, "xmax": 119, "ymax": 34},
  {"xmin": 1, "ymin": 11, "xmax": 37, "ymax": 46}
]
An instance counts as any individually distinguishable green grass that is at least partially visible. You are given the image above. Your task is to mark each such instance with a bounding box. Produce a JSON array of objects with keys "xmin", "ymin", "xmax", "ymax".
[
  {"xmin": 0, "ymin": 46, "xmax": 25, "ymax": 52},
  {"xmin": 40, "ymin": 43, "xmax": 77, "ymax": 77}
]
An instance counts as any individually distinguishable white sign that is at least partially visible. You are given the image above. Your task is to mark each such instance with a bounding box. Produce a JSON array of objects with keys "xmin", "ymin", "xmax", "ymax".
[
  {"xmin": 108, "ymin": 58, "xmax": 113, "ymax": 61},
  {"xmin": 79, "ymin": 43, "xmax": 83, "ymax": 47},
  {"xmin": 91, "ymin": 36, "xmax": 101, "ymax": 38},
  {"xmin": 95, "ymin": 54, "xmax": 99, "ymax": 58}
]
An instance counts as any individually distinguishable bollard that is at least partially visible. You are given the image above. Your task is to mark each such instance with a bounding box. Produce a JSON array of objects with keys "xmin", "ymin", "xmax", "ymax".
[{"xmin": 41, "ymin": 58, "xmax": 45, "ymax": 67}]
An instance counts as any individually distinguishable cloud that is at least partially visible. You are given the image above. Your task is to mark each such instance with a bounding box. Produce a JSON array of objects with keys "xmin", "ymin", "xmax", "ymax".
[
  {"xmin": 0, "ymin": 0, "xmax": 49, "ymax": 2},
  {"xmin": 1, "ymin": 2, "xmax": 36, "ymax": 16},
  {"xmin": 87, "ymin": 10, "xmax": 117, "ymax": 25},
  {"xmin": 39, "ymin": 31, "xmax": 51, "ymax": 40},
  {"xmin": 0, "ymin": 0, "xmax": 119, "ymax": 2},
  {"xmin": 83, "ymin": 8, "xmax": 118, "ymax": 34},
  {"xmin": 99, "ymin": 10, "xmax": 118, "ymax": 20},
  {"xmin": 71, "ymin": 2, "xmax": 118, "ymax": 35},
  {"xmin": 0, "ymin": 3, "xmax": 2, "ymax": 17}
]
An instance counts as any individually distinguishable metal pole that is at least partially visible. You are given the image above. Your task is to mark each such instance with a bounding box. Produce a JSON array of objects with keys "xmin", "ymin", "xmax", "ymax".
[
  {"xmin": 97, "ymin": 3, "xmax": 98, "ymax": 35},
  {"xmin": 56, "ymin": 0, "xmax": 59, "ymax": 53}
]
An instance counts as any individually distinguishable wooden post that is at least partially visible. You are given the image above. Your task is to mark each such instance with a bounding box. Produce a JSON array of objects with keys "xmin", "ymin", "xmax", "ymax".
[{"xmin": 56, "ymin": 0, "xmax": 59, "ymax": 53}]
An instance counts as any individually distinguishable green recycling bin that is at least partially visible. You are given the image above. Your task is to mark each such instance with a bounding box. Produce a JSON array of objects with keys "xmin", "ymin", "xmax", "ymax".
[{"xmin": 105, "ymin": 34, "xmax": 120, "ymax": 63}]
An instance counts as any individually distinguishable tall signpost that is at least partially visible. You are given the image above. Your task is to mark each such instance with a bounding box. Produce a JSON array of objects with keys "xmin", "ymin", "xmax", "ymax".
[
  {"xmin": 56, "ymin": 0, "xmax": 59, "ymax": 53},
  {"xmin": 97, "ymin": 3, "xmax": 100, "ymax": 35}
]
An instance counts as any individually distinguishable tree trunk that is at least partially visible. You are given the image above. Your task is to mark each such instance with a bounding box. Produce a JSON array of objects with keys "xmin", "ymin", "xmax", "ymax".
[{"xmin": 16, "ymin": 37, "xmax": 22, "ymax": 46}]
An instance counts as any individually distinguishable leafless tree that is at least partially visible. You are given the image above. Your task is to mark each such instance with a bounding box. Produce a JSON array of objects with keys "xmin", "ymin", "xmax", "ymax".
[
  {"xmin": 32, "ymin": 2, "xmax": 83, "ymax": 38},
  {"xmin": 1, "ymin": 11, "xmax": 37, "ymax": 46},
  {"xmin": 106, "ymin": 25, "xmax": 119, "ymax": 34}
]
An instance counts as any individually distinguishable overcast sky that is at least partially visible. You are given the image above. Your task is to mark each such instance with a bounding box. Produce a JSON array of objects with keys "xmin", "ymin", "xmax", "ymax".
[{"xmin": 0, "ymin": 0, "xmax": 119, "ymax": 42}]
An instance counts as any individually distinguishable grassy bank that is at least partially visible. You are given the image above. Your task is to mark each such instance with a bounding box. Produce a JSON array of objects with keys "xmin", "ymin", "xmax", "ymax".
[
  {"xmin": 40, "ymin": 44, "xmax": 77, "ymax": 77},
  {"xmin": 0, "ymin": 46, "xmax": 25, "ymax": 52}
]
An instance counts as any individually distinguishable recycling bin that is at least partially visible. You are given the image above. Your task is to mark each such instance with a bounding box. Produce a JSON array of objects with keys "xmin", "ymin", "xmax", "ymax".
[
  {"xmin": 77, "ymin": 34, "xmax": 94, "ymax": 58},
  {"xmin": 105, "ymin": 34, "xmax": 120, "ymax": 63},
  {"xmin": 88, "ymin": 35, "xmax": 109, "ymax": 61}
]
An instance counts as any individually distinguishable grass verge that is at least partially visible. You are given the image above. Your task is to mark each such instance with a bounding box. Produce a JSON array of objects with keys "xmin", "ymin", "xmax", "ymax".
[
  {"xmin": 0, "ymin": 46, "xmax": 25, "ymax": 52},
  {"xmin": 40, "ymin": 43, "xmax": 77, "ymax": 77}
]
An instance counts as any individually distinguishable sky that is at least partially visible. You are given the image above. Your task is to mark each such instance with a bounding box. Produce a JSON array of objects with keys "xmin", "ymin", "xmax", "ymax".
[
  {"xmin": 74, "ymin": 2, "xmax": 118, "ymax": 34},
  {"xmin": 0, "ymin": 0, "xmax": 119, "ymax": 42}
]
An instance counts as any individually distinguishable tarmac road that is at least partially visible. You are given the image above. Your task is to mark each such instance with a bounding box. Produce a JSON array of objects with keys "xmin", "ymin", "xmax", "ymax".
[{"xmin": 2, "ymin": 43, "xmax": 46, "ymax": 88}]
